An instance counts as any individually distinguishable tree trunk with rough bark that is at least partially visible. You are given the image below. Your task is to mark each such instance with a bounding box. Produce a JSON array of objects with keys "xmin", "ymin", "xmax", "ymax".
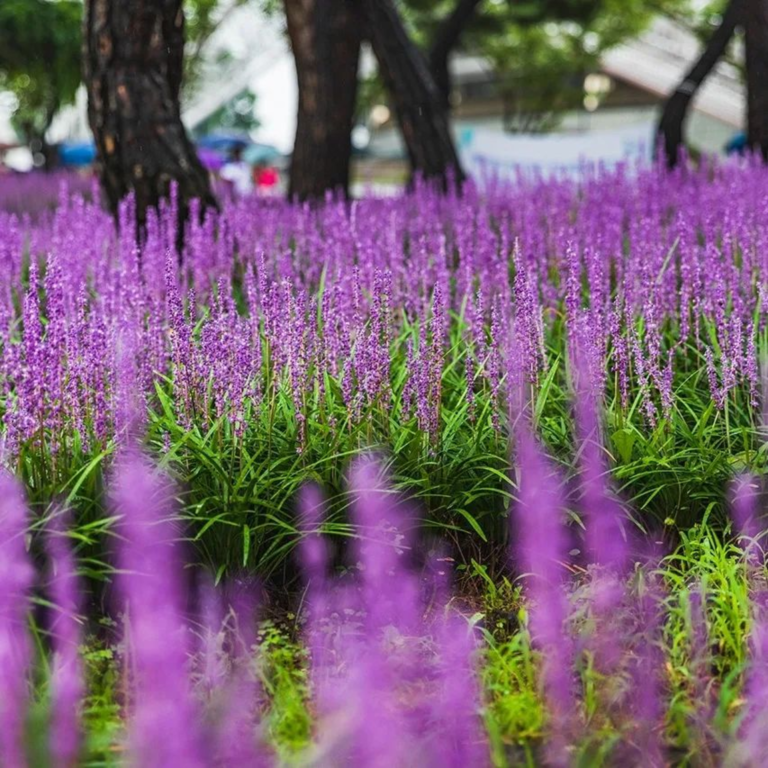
[
  {"xmin": 285, "ymin": 0, "xmax": 362, "ymax": 201},
  {"xmin": 657, "ymin": 0, "xmax": 742, "ymax": 168},
  {"xmin": 83, "ymin": 0, "xmax": 216, "ymax": 235},
  {"xmin": 745, "ymin": 0, "xmax": 768, "ymax": 159},
  {"xmin": 428, "ymin": 0, "xmax": 483, "ymax": 108},
  {"xmin": 362, "ymin": 0, "xmax": 464, "ymax": 187}
]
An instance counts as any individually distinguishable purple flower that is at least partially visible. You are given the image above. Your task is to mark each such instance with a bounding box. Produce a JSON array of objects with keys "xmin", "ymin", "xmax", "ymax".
[
  {"xmin": 0, "ymin": 472, "xmax": 33, "ymax": 767},
  {"xmin": 512, "ymin": 427, "xmax": 576, "ymax": 765},
  {"xmin": 112, "ymin": 453, "xmax": 208, "ymax": 767},
  {"xmin": 46, "ymin": 510, "xmax": 84, "ymax": 767}
]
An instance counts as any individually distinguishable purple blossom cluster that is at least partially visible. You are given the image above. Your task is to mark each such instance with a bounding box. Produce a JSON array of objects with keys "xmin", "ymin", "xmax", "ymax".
[
  {"xmin": 0, "ymin": 287, "xmax": 765, "ymax": 764},
  {"xmin": 4, "ymin": 435, "xmax": 768, "ymax": 763},
  {"xmin": 3, "ymin": 160, "xmax": 768, "ymax": 461},
  {"xmin": 0, "ymin": 171, "xmax": 95, "ymax": 220},
  {"xmin": 0, "ymin": 452, "xmax": 487, "ymax": 766},
  {"xmin": 297, "ymin": 457, "xmax": 488, "ymax": 765},
  {"xmin": 4, "ymin": 161, "xmax": 768, "ymax": 762}
]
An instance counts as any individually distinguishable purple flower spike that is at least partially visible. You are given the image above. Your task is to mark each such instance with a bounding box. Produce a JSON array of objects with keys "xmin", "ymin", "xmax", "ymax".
[
  {"xmin": 299, "ymin": 482, "xmax": 330, "ymax": 589},
  {"xmin": 46, "ymin": 509, "xmax": 84, "ymax": 768},
  {"xmin": 212, "ymin": 583, "xmax": 269, "ymax": 767},
  {"xmin": 730, "ymin": 474, "xmax": 768, "ymax": 763},
  {"xmin": 731, "ymin": 474, "xmax": 763, "ymax": 562},
  {"xmin": 298, "ymin": 482, "xmax": 335, "ymax": 680},
  {"xmin": 513, "ymin": 428, "xmax": 576, "ymax": 766},
  {"xmin": 350, "ymin": 456, "xmax": 419, "ymax": 634},
  {"xmin": 429, "ymin": 611, "xmax": 489, "ymax": 767},
  {"xmin": 112, "ymin": 454, "xmax": 208, "ymax": 768},
  {"xmin": 572, "ymin": 334, "xmax": 629, "ymax": 572},
  {"xmin": 625, "ymin": 563, "xmax": 666, "ymax": 767},
  {"xmin": 686, "ymin": 589, "xmax": 717, "ymax": 757},
  {"xmin": 0, "ymin": 472, "xmax": 33, "ymax": 768}
]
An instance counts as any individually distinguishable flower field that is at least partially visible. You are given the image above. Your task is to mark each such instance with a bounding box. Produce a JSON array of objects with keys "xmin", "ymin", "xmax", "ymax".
[{"xmin": 2, "ymin": 162, "xmax": 768, "ymax": 764}]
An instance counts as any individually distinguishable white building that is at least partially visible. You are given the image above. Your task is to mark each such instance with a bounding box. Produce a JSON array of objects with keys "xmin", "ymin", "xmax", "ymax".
[{"xmin": 368, "ymin": 16, "xmax": 744, "ymax": 163}]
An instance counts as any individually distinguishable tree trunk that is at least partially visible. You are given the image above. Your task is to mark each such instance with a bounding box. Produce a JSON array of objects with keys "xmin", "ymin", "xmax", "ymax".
[
  {"xmin": 745, "ymin": 0, "xmax": 768, "ymax": 159},
  {"xmin": 284, "ymin": 0, "xmax": 362, "ymax": 201},
  {"xmin": 428, "ymin": 0, "xmax": 484, "ymax": 109},
  {"xmin": 83, "ymin": 0, "xmax": 216, "ymax": 236},
  {"xmin": 362, "ymin": 0, "xmax": 465, "ymax": 187},
  {"xmin": 657, "ymin": 0, "xmax": 742, "ymax": 168}
]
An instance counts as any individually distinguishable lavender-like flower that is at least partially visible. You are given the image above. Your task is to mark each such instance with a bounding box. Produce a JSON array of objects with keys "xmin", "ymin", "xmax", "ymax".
[
  {"xmin": 512, "ymin": 427, "xmax": 576, "ymax": 766},
  {"xmin": 0, "ymin": 472, "xmax": 34, "ymax": 768},
  {"xmin": 730, "ymin": 475, "xmax": 768, "ymax": 764},
  {"xmin": 46, "ymin": 509, "xmax": 84, "ymax": 768},
  {"xmin": 112, "ymin": 453, "xmax": 208, "ymax": 767}
]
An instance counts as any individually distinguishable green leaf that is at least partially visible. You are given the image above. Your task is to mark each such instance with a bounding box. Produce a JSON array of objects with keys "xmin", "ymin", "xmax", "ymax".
[
  {"xmin": 242, "ymin": 524, "xmax": 251, "ymax": 567},
  {"xmin": 611, "ymin": 428, "xmax": 636, "ymax": 464},
  {"xmin": 456, "ymin": 508, "xmax": 488, "ymax": 542},
  {"xmin": 63, "ymin": 448, "xmax": 112, "ymax": 506}
]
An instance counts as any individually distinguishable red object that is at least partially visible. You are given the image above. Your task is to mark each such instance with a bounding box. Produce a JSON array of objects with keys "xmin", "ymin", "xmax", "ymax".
[{"xmin": 256, "ymin": 167, "xmax": 279, "ymax": 189}]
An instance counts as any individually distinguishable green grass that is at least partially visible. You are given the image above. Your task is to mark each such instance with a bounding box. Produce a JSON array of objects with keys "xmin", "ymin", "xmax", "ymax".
[
  {"xmin": 478, "ymin": 524, "xmax": 756, "ymax": 765},
  {"xmin": 33, "ymin": 524, "xmax": 760, "ymax": 766}
]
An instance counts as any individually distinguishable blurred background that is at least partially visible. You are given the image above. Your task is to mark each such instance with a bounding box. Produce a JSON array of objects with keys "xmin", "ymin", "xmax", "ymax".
[{"xmin": 0, "ymin": 0, "xmax": 749, "ymax": 195}]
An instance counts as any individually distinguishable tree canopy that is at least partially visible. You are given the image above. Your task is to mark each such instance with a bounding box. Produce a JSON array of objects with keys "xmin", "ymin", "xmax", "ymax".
[
  {"xmin": 396, "ymin": 0, "xmax": 691, "ymax": 130},
  {"xmin": 0, "ymin": 0, "xmax": 244, "ymax": 147},
  {"xmin": 0, "ymin": 0, "xmax": 82, "ymax": 143}
]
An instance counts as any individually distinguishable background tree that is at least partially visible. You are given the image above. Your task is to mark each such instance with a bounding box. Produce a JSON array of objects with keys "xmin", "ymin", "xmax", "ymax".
[
  {"xmin": 0, "ymin": 0, "xmax": 82, "ymax": 167},
  {"xmin": 84, "ymin": 0, "xmax": 217, "ymax": 236},
  {"xmin": 427, "ymin": 0, "xmax": 483, "ymax": 108},
  {"xmin": 277, "ymin": 0, "xmax": 691, "ymax": 199},
  {"xmin": 183, "ymin": 0, "xmax": 253, "ymax": 98},
  {"xmin": 402, "ymin": 0, "xmax": 688, "ymax": 131},
  {"xmin": 284, "ymin": 0, "xmax": 463, "ymax": 200},
  {"xmin": 284, "ymin": 0, "xmax": 363, "ymax": 200},
  {"xmin": 658, "ymin": 0, "xmax": 768, "ymax": 165},
  {"xmin": 658, "ymin": 0, "xmax": 743, "ymax": 168},
  {"xmin": 0, "ymin": 0, "xmax": 237, "ymax": 170},
  {"xmin": 744, "ymin": 0, "xmax": 768, "ymax": 158},
  {"xmin": 362, "ymin": 0, "xmax": 464, "ymax": 187}
]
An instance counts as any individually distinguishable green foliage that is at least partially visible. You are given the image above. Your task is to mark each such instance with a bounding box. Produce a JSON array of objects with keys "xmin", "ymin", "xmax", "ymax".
[
  {"xmin": 183, "ymin": 0, "xmax": 252, "ymax": 96},
  {"xmin": 461, "ymin": 560, "xmax": 523, "ymax": 643},
  {"xmin": 479, "ymin": 524, "xmax": 760, "ymax": 765},
  {"xmin": 397, "ymin": 0, "xmax": 691, "ymax": 130},
  {"xmin": 11, "ymin": 300, "xmax": 766, "ymax": 585},
  {"xmin": 482, "ymin": 628, "xmax": 546, "ymax": 766},
  {"xmin": 257, "ymin": 621, "xmax": 313, "ymax": 757},
  {"xmin": 18, "ymin": 520, "xmax": 767, "ymax": 763},
  {"xmin": 80, "ymin": 639, "xmax": 124, "ymax": 765},
  {"xmin": 194, "ymin": 89, "xmax": 261, "ymax": 136},
  {"xmin": 0, "ymin": 0, "xmax": 82, "ymax": 142}
]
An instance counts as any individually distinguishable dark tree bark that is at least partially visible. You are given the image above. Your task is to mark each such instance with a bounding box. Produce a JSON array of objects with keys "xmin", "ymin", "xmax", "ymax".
[
  {"xmin": 428, "ymin": 0, "xmax": 484, "ymax": 108},
  {"xmin": 745, "ymin": 0, "xmax": 768, "ymax": 159},
  {"xmin": 362, "ymin": 0, "xmax": 465, "ymax": 187},
  {"xmin": 657, "ymin": 0, "xmax": 742, "ymax": 168},
  {"xmin": 284, "ymin": 0, "xmax": 362, "ymax": 201},
  {"xmin": 83, "ymin": 0, "xmax": 216, "ymax": 234}
]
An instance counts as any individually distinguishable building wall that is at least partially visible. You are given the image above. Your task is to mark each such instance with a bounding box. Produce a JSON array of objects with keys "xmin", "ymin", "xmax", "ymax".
[{"xmin": 369, "ymin": 72, "xmax": 737, "ymax": 160}]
